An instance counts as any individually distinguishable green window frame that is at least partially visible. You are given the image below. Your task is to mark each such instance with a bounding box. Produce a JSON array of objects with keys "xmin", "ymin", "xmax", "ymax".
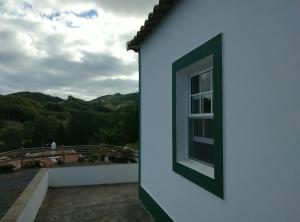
[{"xmin": 172, "ymin": 33, "xmax": 223, "ymax": 198}]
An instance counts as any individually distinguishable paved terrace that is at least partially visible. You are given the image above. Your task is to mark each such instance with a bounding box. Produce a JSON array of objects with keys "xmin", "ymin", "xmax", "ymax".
[{"xmin": 35, "ymin": 183, "xmax": 154, "ymax": 222}]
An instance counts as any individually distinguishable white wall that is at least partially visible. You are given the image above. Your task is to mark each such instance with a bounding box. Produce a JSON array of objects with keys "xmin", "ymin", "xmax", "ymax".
[
  {"xmin": 49, "ymin": 164, "xmax": 138, "ymax": 187},
  {"xmin": 1, "ymin": 164, "xmax": 138, "ymax": 222},
  {"xmin": 1, "ymin": 169, "xmax": 48, "ymax": 222},
  {"xmin": 18, "ymin": 169, "xmax": 48, "ymax": 222},
  {"xmin": 140, "ymin": 0, "xmax": 300, "ymax": 221}
]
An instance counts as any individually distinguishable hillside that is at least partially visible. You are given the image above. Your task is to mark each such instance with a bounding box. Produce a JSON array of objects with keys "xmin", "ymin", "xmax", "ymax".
[
  {"xmin": 0, "ymin": 92, "xmax": 139, "ymax": 152},
  {"xmin": 10, "ymin": 91, "xmax": 64, "ymax": 103},
  {"xmin": 91, "ymin": 92, "xmax": 138, "ymax": 111}
]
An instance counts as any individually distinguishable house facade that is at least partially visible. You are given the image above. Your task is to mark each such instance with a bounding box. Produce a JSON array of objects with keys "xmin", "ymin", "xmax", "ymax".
[{"xmin": 128, "ymin": 0, "xmax": 300, "ymax": 221}]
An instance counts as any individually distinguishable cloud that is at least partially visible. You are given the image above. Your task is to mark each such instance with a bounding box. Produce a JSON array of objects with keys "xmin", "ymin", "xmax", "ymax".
[
  {"xmin": 23, "ymin": 2, "xmax": 33, "ymax": 10},
  {"xmin": 27, "ymin": 0, "xmax": 158, "ymax": 17},
  {"xmin": 0, "ymin": 0, "xmax": 156, "ymax": 99},
  {"xmin": 73, "ymin": 9, "xmax": 98, "ymax": 19},
  {"xmin": 93, "ymin": 0, "xmax": 159, "ymax": 17},
  {"xmin": 42, "ymin": 11, "xmax": 61, "ymax": 20}
]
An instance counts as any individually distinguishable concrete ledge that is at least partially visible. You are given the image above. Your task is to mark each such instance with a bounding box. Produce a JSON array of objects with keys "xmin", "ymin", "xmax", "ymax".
[
  {"xmin": 49, "ymin": 163, "xmax": 138, "ymax": 187},
  {"xmin": 1, "ymin": 168, "xmax": 48, "ymax": 222}
]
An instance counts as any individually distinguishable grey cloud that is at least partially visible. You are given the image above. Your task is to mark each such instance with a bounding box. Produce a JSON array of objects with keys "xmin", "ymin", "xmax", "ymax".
[
  {"xmin": 0, "ymin": 65, "xmax": 138, "ymax": 100},
  {"xmin": 38, "ymin": 0, "xmax": 159, "ymax": 17},
  {"xmin": 39, "ymin": 51, "xmax": 137, "ymax": 79},
  {"xmin": 65, "ymin": 78, "xmax": 138, "ymax": 100},
  {"xmin": 0, "ymin": 14, "xmax": 41, "ymax": 32},
  {"xmin": 95, "ymin": 0, "xmax": 159, "ymax": 17},
  {"xmin": 0, "ymin": 0, "xmax": 142, "ymax": 99},
  {"xmin": 0, "ymin": 29, "xmax": 34, "ymax": 67},
  {"xmin": 0, "ymin": 47, "xmax": 137, "ymax": 99}
]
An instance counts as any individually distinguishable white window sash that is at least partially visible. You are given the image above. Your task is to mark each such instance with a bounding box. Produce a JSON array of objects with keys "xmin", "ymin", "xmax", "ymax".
[{"xmin": 188, "ymin": 68, "xmax": 213, "ymax": 115}]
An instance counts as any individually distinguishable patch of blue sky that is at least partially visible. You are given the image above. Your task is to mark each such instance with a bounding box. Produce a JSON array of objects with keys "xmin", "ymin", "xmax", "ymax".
[
  {"xmin": 23, "ymin": 2, "xmax": 33, "ymax": 10},
  {"xmin": 73, "ymin": 9, "xmax": 98, "ymax": 19},
  {"xmin": 42, "ymin": 11, "xmax": 61, "ymax": 20}
]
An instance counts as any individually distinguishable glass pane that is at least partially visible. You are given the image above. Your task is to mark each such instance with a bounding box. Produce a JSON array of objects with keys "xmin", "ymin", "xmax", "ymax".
[
  {"xmin": 189, "ymin": 119, "xmax": 214, "ymax": 166},
  {"xmin": 204, "ymin": 119, "xmax": 213, "ymax": 139},
  {"xmin": 191, "ymin": 96, "xmax": 200, "ymax": 114},
  {"xmin": 202, "ymin": 95, "xmax": 212, "ymax": 113},
  {"xmin": 193, "ymin": 119, "xmax": 203, "ymax": 137},
  {"xmin": 200, "ymin": 71, "xmax": 211, "ymax": 92},
  {"xmin": 190, "ymin": 75, "xmax": 199, "ymax": 94},
  {"xmin": 189, "ymin": 141, "xmax": 214, "ymax": 166}
]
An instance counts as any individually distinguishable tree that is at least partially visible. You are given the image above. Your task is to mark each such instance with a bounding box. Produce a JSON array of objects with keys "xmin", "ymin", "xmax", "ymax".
[
  {"xmin": 21, "ymin": 121, "xmax": 34, "ymax": 147},
  {"xmin": 99, "ymin": 121, "xmax": 123, "ymax": 145},
  {"xmin": 55, "ymin": 124, "xmax": 68, "ymax": 145},
  {"xmin": 23, "ymin": 121, "xmax": 34, "ymax": 140},
  {"xmin": 0, "ymin": 127, "xmax": 22, "ymax": 151},
  {"xmin": 67, "ymin": 112, "xmax": 89, "ymax": 145},
  {"xmin": 33, "ymin": 115, "xmax": 49, "ymax": 146}
]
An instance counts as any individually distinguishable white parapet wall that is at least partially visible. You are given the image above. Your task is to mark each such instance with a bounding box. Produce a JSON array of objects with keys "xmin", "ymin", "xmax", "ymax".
[
  {"xmin": 0, "ymin": 163, "xmax": 138, "ymax": 222},
  {"xmin": 49, "ymin": 163, "xmax": 138, "ymax": 187},
  {"xmin": 1, "ymin": 169, "xmax": 48, "ymax": 222}
]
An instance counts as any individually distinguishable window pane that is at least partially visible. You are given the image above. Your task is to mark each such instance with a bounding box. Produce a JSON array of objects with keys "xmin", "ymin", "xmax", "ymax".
[
  {"xmin": 193, "ymin": 119, "xmax": 203, "ymax": 137},
  {"xmin": 202, "ymin": 95, "xmax": 212, "ymax": 113},
  {"xmin": 191, "ymin": 75, "xmax": 199, "ymax": 94},
  {"xmin": 200, "ymin": 72, "xmax": 211, "ymax": 92},
  {"xmin": 191, "ymin": 96, "xmax": 200, "ymax": 114},
  {"xmin": 189, "ymin": 141, "xmax": 214, "ymax": 166},
  {"xmin": 204, "ymin": 119, "xmax": 213, "ymax": 139},
  {"xmin": 189, "ymin": 119, "xmax": 214, "ymax": 166}
]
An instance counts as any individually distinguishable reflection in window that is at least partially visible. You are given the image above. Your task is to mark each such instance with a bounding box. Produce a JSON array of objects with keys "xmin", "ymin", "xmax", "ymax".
[{"xmin": 189, "ymin": 70, "xmax": 214, "ymax": 165}]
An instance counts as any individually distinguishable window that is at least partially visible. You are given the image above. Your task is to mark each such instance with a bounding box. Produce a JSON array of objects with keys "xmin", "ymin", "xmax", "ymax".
[
  {"xmin": 172, "ymin": 34, "xmax": 223, "ymax": 198},
  {"xmin": 189, "ymin": 69, "xmax": 214, "ymax": 166}
]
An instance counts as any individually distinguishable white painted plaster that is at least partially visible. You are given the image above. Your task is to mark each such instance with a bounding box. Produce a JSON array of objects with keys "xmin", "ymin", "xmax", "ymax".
[
  {"xmin": 1, "ymin": 169, "xmax": 48, "ymax": 222},
  {"xmin": 49, "ymin": 164, "xmax": 138, "ymax": 187},
  {"xmin": 140, "ymin": 0, "xmax": 300, "ymax": 221},
  {"xmin": 1, "ymin": 164, "xmax": 138, "ymax": 222},
  {"xmin": 18, "ymin": 170, "xmax": 48, "ymax": 222}
]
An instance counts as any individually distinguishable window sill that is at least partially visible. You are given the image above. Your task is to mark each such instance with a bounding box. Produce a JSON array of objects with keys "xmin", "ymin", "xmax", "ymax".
[{"xmin": 178, "ymin": 159, "xmax": 214, "ymax": 179}]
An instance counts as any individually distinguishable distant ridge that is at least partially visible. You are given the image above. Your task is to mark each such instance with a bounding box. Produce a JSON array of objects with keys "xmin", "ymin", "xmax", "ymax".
[
  {"xmin": 90, "ymin": 92, "xmax": 138, "ymax": 111},
  {"xmin": 0, "ymin": 91, "xmax": 139, "ymax": 151},
  {"xmin": 10, "ymin": 91, "xmax": 63, "ymax": 103},
  {"xmin": 5, "ymin": 91, "xmax": 138, "ymax": 112}
]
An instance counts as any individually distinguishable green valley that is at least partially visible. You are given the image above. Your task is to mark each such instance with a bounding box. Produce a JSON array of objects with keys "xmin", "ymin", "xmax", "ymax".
[{"xmin": 0, "ymin": 92, "xmax": 139, "ymax": 152}]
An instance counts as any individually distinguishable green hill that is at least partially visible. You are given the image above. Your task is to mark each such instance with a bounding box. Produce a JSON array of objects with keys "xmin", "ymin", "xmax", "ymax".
[
  {"xmin": 10, "ymin": 91, "xmax": 64, "ymax": 103},
  {"xmin": 90, "ymin": 92, "xmax": 138, "ymax": 111},
  {"xmin": 0, "ymin": 92, "xmax": 139, "ymax": 152}
]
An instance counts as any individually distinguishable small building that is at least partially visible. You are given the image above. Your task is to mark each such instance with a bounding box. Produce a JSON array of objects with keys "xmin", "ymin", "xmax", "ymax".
[{"xmin": 127, "ymin": 0, "xmax": 300, "ymax": 221}]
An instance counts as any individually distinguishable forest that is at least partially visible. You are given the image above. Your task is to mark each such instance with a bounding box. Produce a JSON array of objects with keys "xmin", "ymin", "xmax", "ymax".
[{"xmin": 0, "ymin": 91, "xmax": 139, "ymax": 152}]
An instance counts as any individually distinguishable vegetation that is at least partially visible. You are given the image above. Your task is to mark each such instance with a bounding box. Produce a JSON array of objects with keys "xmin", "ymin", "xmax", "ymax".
[
  {"xmin": 0, "ymin": 164, "xmax": 15, "ymax": 173},
  {"xmin": 0, "ymin": 91, "xmax": 139, "ymax": 152},
  {"xmin": 23, "ymin": 160, "xmax": 42, "ymax": 168}
]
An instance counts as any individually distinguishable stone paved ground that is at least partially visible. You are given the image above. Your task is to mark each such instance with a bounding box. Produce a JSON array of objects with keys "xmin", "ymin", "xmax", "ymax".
[
  {"xmin": 0, "ymin": 168, "xmax": 38, "ymax": 219},
  {"xmin": 35, "ymin": 183, "xmax": 155, "ymax": 222}
]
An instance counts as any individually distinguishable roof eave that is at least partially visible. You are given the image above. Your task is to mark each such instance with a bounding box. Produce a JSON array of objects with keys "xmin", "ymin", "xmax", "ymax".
[{"xmin": 127, "ymin": 0, "xmax": 178, "ymax": 52}]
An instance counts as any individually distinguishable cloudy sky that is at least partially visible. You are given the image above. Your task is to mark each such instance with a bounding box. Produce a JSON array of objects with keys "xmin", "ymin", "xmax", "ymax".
[{"xmin": 0, "ymin": 0, "xmax": 158, "ymax": 100}]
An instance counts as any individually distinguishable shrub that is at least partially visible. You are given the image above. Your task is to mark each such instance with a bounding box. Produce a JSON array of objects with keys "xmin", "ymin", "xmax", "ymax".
[
  {"xmin": 91, "ymin": 154, "xmax": 98, "ymax": 160},
  {"xmin": 0, "ymin": 164, "xmax": 15, "ymax": 174},
  {"xmin": 23, "ymin": 160, "xmax": 41, "ymax": 168},
  {"xmin": 88, "ymin": 158, "xmax": 95, "ymax": 163},
  {"xmin": 56, "ymin": 158, "xmax": 63, "ymax": 165},
  {"xmin": 78, "ymin": 154, "xmax": 85, "ymax": 162},
  {"xmin": 87, "ymin": 154, "xmax": 98, "ymax": 163}
]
